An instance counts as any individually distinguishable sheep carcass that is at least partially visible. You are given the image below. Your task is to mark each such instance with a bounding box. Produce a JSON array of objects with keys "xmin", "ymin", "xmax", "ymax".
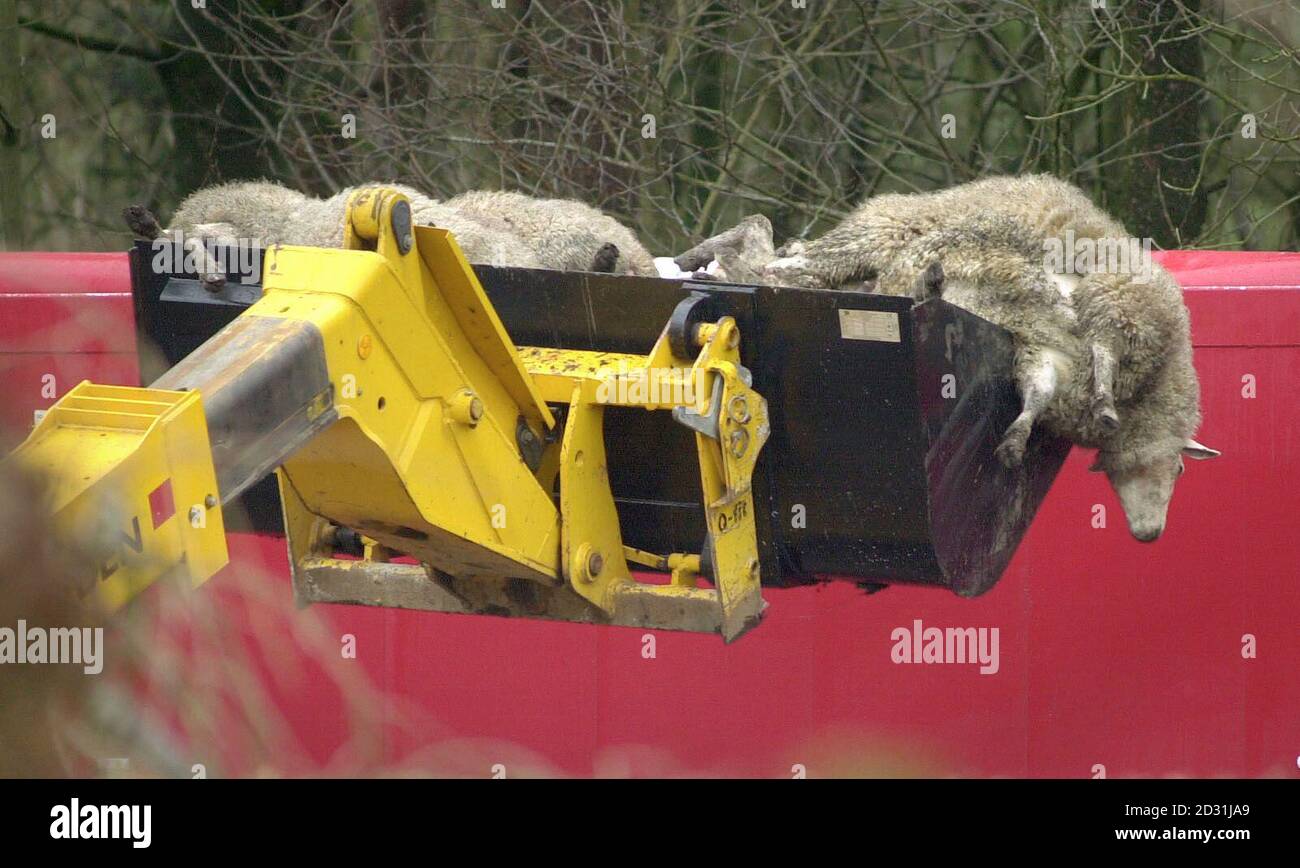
[{"xmin": 761, "ymin": 179, "xmax": 1219, "ymax": 541}]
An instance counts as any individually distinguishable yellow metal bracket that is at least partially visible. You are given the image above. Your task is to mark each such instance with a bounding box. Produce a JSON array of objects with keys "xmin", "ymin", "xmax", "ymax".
[
  {"xmin": 518, "ymin": 309, "xmax": 771, "ymax": 641},
  {"xmin": 683, "ymin": 320, "xmax": 771, "ymax": 638},
  {"xmin": 3, "ymin": 382, "xmax": 228, "ymax": 611}
]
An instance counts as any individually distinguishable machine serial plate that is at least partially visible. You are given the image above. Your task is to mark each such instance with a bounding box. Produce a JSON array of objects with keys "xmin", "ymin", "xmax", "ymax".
[{"xmin": 839, "ymin": 309, "xmax": 900, "ymax": 342}]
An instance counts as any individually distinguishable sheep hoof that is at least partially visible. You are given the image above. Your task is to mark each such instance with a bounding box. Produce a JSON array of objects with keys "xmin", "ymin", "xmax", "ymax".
[
  {"xmin": 122, "ymin": 204, "xmax": 161, "ymax": 240},
  {"xmin": 917, "ymin": 260, "xmax": 945, "ymax": 299},
  {"xmin": 590, "ymin": 242, "xmax": 620, "ymax": 273},
  {"xmin": 1091, "ymin": 394, "xmax": 1120, "ymax": 432},
  {"xmin": 674, "ymin": 250, "xmax": 711, "ymax": 272},
  {"xmin": 995, "ymin": 431, "xmax": 1028, "ymax": 468}
]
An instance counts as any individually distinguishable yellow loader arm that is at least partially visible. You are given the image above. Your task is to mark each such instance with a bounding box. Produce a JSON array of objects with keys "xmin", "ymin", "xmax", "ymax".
[{"xmin": 5, "ymin": 189, "xmax": 770, "ymax": 641}]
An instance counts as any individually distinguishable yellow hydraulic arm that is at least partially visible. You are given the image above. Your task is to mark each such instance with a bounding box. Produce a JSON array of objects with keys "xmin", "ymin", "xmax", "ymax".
[{"xmin": 4, "ymin": 188, "xmax": 771, "ymax": 641}]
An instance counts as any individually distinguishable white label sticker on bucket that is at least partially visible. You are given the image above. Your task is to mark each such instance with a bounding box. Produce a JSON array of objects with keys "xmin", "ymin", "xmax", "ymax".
[{"xmin": 839, "ymin": 309, "xmax": 900, "ymax": 342}]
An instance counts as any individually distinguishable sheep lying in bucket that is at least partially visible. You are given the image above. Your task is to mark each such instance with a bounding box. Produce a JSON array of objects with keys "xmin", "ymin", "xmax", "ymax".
[
  {"xmin": 764, "ymin": 174, "xmax": 1131, "ymax": 289},
  {"xmin": 878, "ymin": 210, "xmax": 1218, "ymax": 548},
  {"xmin": 762, "ymin": 177, "xmax": 1181, "ymax": 438},
  {"xmin": 442, "ymin": 189, "xmax": 658, "ymax": 277},
  {"xmin": 124, "ymin": 180, "xmax": 656, "ymax": 287},
  {"xmin": 699, "ymin": 175, "xmax": 1220, "ymax": 541}
]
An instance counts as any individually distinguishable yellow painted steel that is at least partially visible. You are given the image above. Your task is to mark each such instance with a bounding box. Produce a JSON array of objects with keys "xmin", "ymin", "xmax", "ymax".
[
  {"xmin": 3, "ymin": 381, "xmax": 227, "ymax": 610},
  {"xmin": 3, "ymin": 187, "xmax": 772, "ymax": 640},
  {"xmin": 281, "ymin": 188, "xmax": 770, "ymax": 637},
  {"xmin": 519, "ymin": 310, "xmax": 770, "ymax": 639},
  {"xmin": 256, "ymin": 188, "xmax": 563, "ymax": 584},
  {"xmin": 688, "ymin": 319, "xmax": 770, "ymax": 637}
]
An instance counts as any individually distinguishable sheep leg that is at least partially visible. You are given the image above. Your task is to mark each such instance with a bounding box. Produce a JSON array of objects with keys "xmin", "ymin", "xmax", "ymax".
[
  {"xmin": 1089, "ymin": 342, "xmax": 1120, "ymax": 432},
  {"xmin": 590, "ymin": 242, "xmax": 620, "ymax": 273},
  {"xmin": 122, "ymin": 209, "xmax": 225, "ymax": 290},
  {"xmin": 184, "ymin": 221, "xmax": 241, "ymax": 291},
  {"xmin": 762, "ymin": 253, "xmax": 823, "ymax": 287},
  {"xmin": 912, "ymin": 259, "xmax": 945, "ymax": 299},
  {"xmin": 186, "ymin": 238, "xmax": 227, "ymax": 291},
  {"xmin": 995, "ymin": 353, "xmax": 1058, "ymax": 468},
  {"xmin": 675, "ymin": 233, "xmax": 729, "ymax": 273},
  {"xmin": 674, "ymin": 215, "xmax": 773, "ymax": 273},
  {"xmin": 122, "ymin": 205, "xmax": 162, "ymax": 240},
  {"xmin": 710, "ymin": 244, "xmax": 739, "ymax": 282}
]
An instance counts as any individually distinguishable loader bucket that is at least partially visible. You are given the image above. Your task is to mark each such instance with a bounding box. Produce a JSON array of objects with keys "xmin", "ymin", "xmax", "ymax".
[{"xmin": 131, "ymin": 243, "xmax": 1070, "ymax": 597}]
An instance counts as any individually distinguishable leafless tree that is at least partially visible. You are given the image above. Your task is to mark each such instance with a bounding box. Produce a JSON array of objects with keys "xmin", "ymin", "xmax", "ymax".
[{"xmin": 9, "ymin": 0, "xmax": 1300, "ymax": 252}]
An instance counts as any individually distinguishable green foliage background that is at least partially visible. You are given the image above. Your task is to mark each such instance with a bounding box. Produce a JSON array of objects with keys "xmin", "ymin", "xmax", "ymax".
[{"xmin": 5, "ymin": 0, "xmax": 1298, "ymax": 254}]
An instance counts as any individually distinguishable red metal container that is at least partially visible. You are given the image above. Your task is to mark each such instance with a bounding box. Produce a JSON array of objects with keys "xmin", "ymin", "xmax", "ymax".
[{"xmin": 1, "ymin": 250, "xmax": 1296, "ymax": 778}]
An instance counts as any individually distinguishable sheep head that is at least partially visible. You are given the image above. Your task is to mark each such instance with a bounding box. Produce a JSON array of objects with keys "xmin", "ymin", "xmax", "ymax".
[{"xmin": 1091, "ymin": 438, "xmax": 1220, "ymax": 542}]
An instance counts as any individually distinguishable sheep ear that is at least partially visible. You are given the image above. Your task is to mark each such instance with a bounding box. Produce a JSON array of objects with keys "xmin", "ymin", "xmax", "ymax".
[{"xmin": 1182, "ymin": 439, "xmax": 1221, "ymax": 460}]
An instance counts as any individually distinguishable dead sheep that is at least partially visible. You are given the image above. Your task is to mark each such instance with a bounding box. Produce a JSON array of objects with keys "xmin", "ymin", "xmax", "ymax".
[
  {"xmin": 442, "ymin": 189, "xmax": 658, "ymax": 277},
  {"xmin": 125, "ymin": 180, "xmax": 656, "ymax": 285},
  {"xmin": 124, "ymin": 181, "xmax": 331, "ymax": 287},
  {"xmin": 367, "ymin": 184, "xmax": 544, "ymax": 269},
  {"xmin": 880, "ymin": 213, "xmax": 1150, "ymax": 455},
  {"xmin": 679, "ymin": 215, "xmax": 885, "ymax": 288},
  {"xmin": 760, "ymin": 176, "xmax": 1220, "ymax": 541},
  {"xmin": 763, "ymin": 173, "xmax": 1130, "ymax": 290},
  {"xmin": 124, "ymin": 180, "xmax": 538, "ymax": 286}
]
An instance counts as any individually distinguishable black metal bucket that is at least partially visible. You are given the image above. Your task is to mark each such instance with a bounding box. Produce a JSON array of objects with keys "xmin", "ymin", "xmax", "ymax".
[{"xmin": 130, "ymin": 243, "xmax": 1069, "ymax": 597}]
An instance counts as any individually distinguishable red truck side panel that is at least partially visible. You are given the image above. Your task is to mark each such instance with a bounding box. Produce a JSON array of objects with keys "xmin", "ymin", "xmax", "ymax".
[{"xmin": 1, "ymin": 250, "xmax": 1296, "ymax": 777}]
